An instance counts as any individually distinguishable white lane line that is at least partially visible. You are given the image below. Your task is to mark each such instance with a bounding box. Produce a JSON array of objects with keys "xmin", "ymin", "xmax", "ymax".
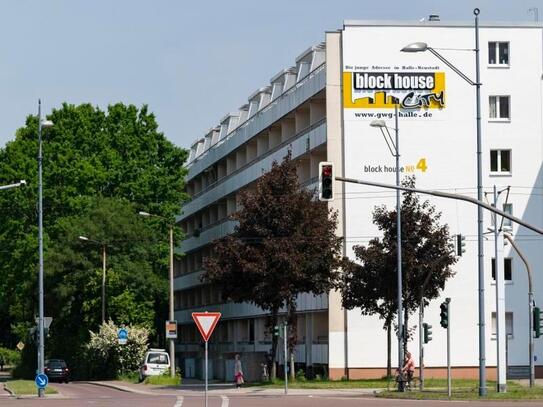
[
  {"xmin": 221, "ymin": 395, "xmax": 229, "ymax": 407},
  {"xmin": 173, "ymin": 395, "xmax": 184, "ymax": 407}
]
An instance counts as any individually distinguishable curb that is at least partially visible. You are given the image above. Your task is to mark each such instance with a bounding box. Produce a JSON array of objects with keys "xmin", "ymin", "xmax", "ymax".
[
  {"xmin": 84, "ymin": 381, "xmax": 169, "ymax": 396},
  {"xmin": 3, "ymin": 383, "xmax": 14, "ymax": 397}
]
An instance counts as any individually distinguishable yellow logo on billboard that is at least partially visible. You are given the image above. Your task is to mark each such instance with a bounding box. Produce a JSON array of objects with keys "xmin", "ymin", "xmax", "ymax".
[{"xmin": 343, "ymin": 71, "xmax": 445, "ymax": 109}]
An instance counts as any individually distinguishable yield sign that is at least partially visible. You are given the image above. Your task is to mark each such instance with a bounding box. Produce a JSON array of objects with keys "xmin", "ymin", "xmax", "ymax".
[{"xmin": 192, "ymin": 312, "xmax": 221, "ymax": 342}]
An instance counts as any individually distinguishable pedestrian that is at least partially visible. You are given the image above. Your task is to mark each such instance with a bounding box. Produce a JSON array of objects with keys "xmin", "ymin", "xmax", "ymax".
[
  {"xmin": 0, "ymin": 355, "xmax": 4, "ymax": 372},
  {"xmin": 234, "ymin": 354, "xmax": 244, "ymax": 388},
  {"xmin": 260, "ymin": 362, "xmax": 269, "ymax": 382}
]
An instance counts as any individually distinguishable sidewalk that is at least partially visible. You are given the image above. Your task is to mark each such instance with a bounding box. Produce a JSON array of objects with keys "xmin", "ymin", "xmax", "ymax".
[
  {"xmin": 0, "ymin": 368, "xmax": 13, "ymax": 398},
  {"xmin": 88, "ymin": 380, "xmax": 380, "ymax": 397}
]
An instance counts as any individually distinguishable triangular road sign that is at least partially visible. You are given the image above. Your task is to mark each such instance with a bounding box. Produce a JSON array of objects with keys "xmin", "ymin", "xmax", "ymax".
[{"xmin": 192, "ymin": 312, "xmax": 221, "ymax": 342}]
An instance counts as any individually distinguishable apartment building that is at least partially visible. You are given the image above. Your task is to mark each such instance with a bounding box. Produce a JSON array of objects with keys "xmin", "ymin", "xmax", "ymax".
[{"xmin": 176, "ymin": 18, "xmax": 543, "ymax": 381}]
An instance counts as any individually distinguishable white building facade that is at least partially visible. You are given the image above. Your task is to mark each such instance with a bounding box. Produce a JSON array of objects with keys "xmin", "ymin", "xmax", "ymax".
[{"xmin": 177, "ymin": 18, "xmax": 543, "ymax": 381}]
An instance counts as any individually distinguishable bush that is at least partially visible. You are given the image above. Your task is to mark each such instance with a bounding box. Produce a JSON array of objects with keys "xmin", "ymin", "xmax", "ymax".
[
  {"xmin": 0, "ymin": 347, "xmax": 21, "ymax": 366},
  {"xmin": 295, "ymin": 369, "xmax": 306, "ymax": 382},
  {"xmin": 84, "ymin": 320, "xmax": 149, "ymax": 379}
]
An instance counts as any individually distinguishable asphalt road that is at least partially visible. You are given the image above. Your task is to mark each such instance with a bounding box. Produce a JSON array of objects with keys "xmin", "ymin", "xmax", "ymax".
[{"xmin": 3, "ymin": 383, "xmax": 543, "ymax": 407}]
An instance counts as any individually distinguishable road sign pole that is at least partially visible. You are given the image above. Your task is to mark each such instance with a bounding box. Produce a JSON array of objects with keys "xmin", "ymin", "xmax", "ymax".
[
  {"xmin": 419, "ymin": 302, "xmax": 424, "ymax": 390},
  {"xmin": 447, "ymin": 298, "xmax": 451, "ymax": 398},
  {"xmin": 284, "ymin": 323, "xmax": 288, "ymax": 395},
  {"xmin": 205, "ymin": 340, "xmax": 208, "ymax": 407}
]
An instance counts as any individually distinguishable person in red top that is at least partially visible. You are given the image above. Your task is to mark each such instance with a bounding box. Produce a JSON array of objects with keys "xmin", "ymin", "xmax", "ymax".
[{"xmin": 402, "ymin": 351, "xmax": 416, "ymax": 383}]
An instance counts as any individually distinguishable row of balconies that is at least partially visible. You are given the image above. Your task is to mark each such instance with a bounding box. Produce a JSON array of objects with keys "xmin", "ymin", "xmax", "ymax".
[
  {"xmin": 176, "ymin": 312, "xmax": 328, "ymax": 347},
  {"xmin": 187, "ymin": 43, "xmax": 325, "ymax": 169},
  {"xmin": 179, "ymin": 121, "xmax": 327, "ymax": 242},
  {"xmin": 185, "ymin": 96, "xmax": 326, "ymax": 200},
  {"xmin": 174, "ymin": 292, "xmax": 328, "ymax": 324}
]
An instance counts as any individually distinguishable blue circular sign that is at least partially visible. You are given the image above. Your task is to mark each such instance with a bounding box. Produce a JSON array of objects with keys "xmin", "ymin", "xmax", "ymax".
[
  {"xmin": 118, "ymin": 328, "xmax": 128, "ymax": 339},
  {"xmin": 35, "ymin": 373, "xmax": 48, "ymax": 389}
]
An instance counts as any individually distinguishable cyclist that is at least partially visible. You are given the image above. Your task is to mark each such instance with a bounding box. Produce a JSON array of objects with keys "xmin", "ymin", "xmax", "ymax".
[{"xmin": 402, "ymin": 351, "xmax": 416, "ymax": 386}]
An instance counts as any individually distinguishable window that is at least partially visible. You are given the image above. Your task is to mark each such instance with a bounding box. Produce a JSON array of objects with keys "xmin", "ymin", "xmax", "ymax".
[
  {"xmin": 503, "ymin": 203, "xmax": 512, "ymax": 229},
  {"xmin": 489, "ymin": 96, "xmax": 510, "ymax": 120},
  {"xmin": 490, "ymin": 150, "xmax": 511, "ymax": 174},
  {"xmin": 491, "ymin": 257, "xmax": 512, "ymax": 281},
  {"xmin": 491, "ymin": 312, "xmax": 513, "ymax": 338},
  {"xmin": 488, "ymin": 42, "xmax": 509, "ymax": 65}
]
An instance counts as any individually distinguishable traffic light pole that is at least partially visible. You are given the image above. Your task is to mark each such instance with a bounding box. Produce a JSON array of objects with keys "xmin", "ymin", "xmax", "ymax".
[
  {"xmin": 284, "ymin": 324, "xmax": 288, "ymax": 395},
  {"xmin": 446, "ymin": 298, "xmax": 451, "ymax": 398},
  {"xmin": 493, "ymin": 186, "xmax": 507, "ymax": 392},
  {"xmin": 334, "ymin": 176, "xmax": 543, "ymax": 236},
  {"xmin": 418, "ymin": 268, "xmax": 435, "ymax": 391},
  {"xmin": 503, "ymin": 233, "xmax": 534, "ymax": 387}
]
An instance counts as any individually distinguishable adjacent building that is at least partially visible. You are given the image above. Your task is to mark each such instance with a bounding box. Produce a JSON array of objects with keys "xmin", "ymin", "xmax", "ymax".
[{"xmin": 176, "ymin": 17, "xmax": 543, "ymax": 381}]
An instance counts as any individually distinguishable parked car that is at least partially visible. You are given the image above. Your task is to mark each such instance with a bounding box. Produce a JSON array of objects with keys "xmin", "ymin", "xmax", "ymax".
[
  {"xmin": 139, "ymin": 349, "xmax": 170, "ymax": 382},
  {"xmin": 45, "ymin": 359, "xmax": 70, "ymax": 383}
]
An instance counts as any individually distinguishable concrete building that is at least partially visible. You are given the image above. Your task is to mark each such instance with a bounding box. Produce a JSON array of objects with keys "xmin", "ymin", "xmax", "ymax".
[{"xmin": 176, "ymin": 17, "xmax": 543, "ymax": 381}]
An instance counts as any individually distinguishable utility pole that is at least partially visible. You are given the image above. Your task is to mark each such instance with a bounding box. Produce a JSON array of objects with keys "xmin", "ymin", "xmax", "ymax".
[{"xmin": 493, "ymin": 186, "xmax": 507, "ymax": 392}]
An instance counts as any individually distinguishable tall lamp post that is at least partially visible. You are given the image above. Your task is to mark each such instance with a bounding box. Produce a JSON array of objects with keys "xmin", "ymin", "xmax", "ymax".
[
  {"xmin": 369, "ymin": 104, "xmax": 403, "ymax": 389},
  {"xmin": 400, "ymin": 8, "xmax": 486, "ymax": 396},
  {"xmin": 139, "ymin": 211, "xmax": 176, "ymax": 378},
  {"xmin": 79, "ymin": 236, "xmax": 107, "ymax": 324},
  {"xmin": 37, "ymin": 100, "xmax": 53, "ymax": 398}
]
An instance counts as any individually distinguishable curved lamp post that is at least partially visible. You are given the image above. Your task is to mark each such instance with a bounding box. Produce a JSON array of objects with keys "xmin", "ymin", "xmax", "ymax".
[
  {"xmin": 400, "ymin": 8, "xmax": 486, "ymax": 396},
  {"xmin": 370, "ymin": 105, "xmax": 404, "ymax": 390}
]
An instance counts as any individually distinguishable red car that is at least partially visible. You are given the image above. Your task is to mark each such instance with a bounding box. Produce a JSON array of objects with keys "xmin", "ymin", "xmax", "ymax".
[{"xmin": 45, "ymin": 359, "xmax": 70, "ymax": 383}]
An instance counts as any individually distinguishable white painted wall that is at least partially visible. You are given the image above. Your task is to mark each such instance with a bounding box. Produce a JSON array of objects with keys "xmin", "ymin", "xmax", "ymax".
[{"xmin": 339, "ymin": 23, "xmax": 543, "ymax": 370}]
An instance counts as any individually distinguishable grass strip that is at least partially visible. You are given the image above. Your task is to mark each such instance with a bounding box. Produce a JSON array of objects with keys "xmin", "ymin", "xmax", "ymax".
[{"xmin": 5, "ymin": 380, "xmax": 57, "ymax": 396}]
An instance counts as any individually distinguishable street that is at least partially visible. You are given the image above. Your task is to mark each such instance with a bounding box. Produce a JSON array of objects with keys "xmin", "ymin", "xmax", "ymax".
[{"xmin": 3, "ymin": 382, "xmax": 543, "ymax": 407}]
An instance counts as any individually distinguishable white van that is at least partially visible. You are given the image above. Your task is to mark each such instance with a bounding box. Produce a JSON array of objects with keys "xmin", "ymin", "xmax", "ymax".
[{"xmin": 139, "ymin": 348, "xmax": 170, "ymax": 381}]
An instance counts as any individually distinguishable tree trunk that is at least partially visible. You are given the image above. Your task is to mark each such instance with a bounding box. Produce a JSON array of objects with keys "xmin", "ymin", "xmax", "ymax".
[
  {"xmin": 287, "ymin": 302, "xmax": 297, "ymax": 380},
  {"xmin": 269, "ymin": 309, "xmax": 279, "ymax": 380},
  {"xmin": 386, "ymin": 322, "xmax": 392, "ymax": 378},
  {"xmin": 290, "ymin": 353, "xmax": 295, "ymax": 381}
]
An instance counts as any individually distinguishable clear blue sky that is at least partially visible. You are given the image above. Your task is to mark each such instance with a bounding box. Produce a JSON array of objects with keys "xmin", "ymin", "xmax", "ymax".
[{"xmin": 0, "ymin": 0, "xmax": 538, "ymax": 149}]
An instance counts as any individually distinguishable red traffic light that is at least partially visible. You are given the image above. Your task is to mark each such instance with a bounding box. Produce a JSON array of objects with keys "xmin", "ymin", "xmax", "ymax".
[{"xmin": 322, "ymin": 165, "xmax": 332, "ymax": 177}]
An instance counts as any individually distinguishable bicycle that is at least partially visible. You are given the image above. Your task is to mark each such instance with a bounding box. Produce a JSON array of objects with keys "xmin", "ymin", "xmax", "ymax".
[{"xmin": 395, "ymin": 371, "xmax": 420, "ymax": 391}]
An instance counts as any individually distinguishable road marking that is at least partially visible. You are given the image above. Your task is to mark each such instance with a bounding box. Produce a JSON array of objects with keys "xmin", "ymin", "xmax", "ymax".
[
  {"xmin": 173, "ymin": 396, "xmax": 184, "ymax": 407},
  {"xmin": 221, "ymin": 395, "xmax": 229, "ymax": 407}
]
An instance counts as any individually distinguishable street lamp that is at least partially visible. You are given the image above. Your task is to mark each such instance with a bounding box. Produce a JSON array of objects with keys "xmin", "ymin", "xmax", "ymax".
[
  {"xmin": 79, "ymin": 236, "xmax": 107, "ymax": 324},
  {"xmin": 369, "ymin": 104, "xmax": 403, "ymax": 389},
  {"xmin": 0, "ymin": 180, "xmax": 26, "ymax": 191},
  {"xmin": 37, "ymin": 100, "xmax": 53, "ymax": 398},
  {"xmin": 139, "ymin": 211, "xmax": 176, "ymax": 378},
  {"xmin": 400, "ymin": 8, "xmax": 486, "ymax": 396}
]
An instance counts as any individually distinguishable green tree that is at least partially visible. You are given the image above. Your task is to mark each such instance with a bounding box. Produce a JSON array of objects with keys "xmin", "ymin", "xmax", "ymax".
[
  {"xmin": 202, "ymin": 154, "xmax": 342, "ymax": 378},
  {"xmin": 45, "ymin": 197, "xmax": 164, "ymax": 363},
  {"xmin": 340, "ymin": 176, "xmax": 456, "ymax": 377},
  {"xmin": 0, "ymin": 103, "xmax": 187, "ymax": 358}
]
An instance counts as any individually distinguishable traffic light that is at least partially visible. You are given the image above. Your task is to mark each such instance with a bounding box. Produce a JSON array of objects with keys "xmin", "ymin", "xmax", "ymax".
[
  {"xmin": 534, "ymin": 307, "xmax": 541, "ymax": 339},
  {"xmin": 440, "ymin": 301, "xmax": 449, "ymax": 328},
  {"xmin": 456, "ymin": 234, "xmax": 466, "ymax": 256},
  {"xmin": 319, "ymin": 162, "xmax": 334, "ymax": 201},
  {"xmin": 423, "ymin": 323, "xmax": 433, "ymax": 344},
  {"xmin": 273, "ymin": 325, "xmax": 280, "ymax": 337}
]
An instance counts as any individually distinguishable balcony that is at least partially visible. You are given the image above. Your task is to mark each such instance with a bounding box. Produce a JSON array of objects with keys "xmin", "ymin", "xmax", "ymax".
[
  {"xmin": 179, "ymin": 119, "xmax": 326, "ymax": 222},
  {"xmin": 186, "ymin": 64, "xmax": 326, "ymax": 181},
  {"xmin": 181, "ymin": 218, "xmax": 237, "ymax": 254},
  {"xmin": 174, "ymin": 292, "xmax": 328, "ymax": 323}
]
